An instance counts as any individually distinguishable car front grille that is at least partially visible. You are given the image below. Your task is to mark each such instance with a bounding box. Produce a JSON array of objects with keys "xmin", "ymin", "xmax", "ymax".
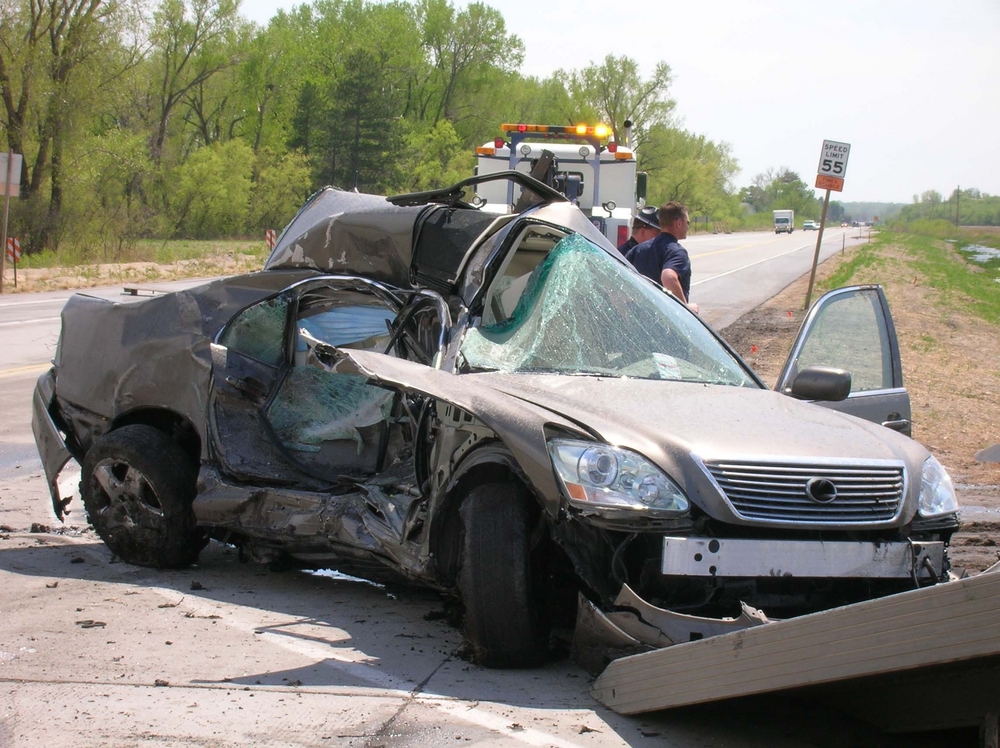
[{"xmin": 702, "ymin": 459, "xmax": 905, "ymax": 524}]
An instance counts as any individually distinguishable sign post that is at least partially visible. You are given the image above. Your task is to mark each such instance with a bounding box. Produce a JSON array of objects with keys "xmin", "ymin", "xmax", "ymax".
[
  {"xmin": 1, "ymin": 151, "xmax": 23, "ymax": 294},
  {"xmin": 805, "ymin": 140, "xmax": 851, "ymax": 308}
]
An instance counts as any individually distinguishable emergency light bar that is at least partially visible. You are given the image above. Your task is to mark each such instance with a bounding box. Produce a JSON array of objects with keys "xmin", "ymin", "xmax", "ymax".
[{"xmin": 500, "ymin": 123, "xmax": 612, "ymax": 140}]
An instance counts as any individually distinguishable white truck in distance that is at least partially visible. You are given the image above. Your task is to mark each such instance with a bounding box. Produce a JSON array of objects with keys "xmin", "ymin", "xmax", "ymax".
[
  {"xmin": 773, "ymin": 209, "xmax": 794, "ymax": 234},
  {"xmin": 475, "ymin": 123, "xmax": 645, "ymax": 247}
]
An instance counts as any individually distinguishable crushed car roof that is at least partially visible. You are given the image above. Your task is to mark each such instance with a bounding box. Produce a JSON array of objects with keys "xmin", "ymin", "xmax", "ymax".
[{"xmin": 261, "ymin": 172, "xmax": 597, "ymax": 291}]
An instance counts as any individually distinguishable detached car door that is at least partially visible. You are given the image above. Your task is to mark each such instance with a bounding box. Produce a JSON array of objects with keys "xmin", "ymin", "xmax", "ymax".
[{"xmin": 775, "ymin": 285, "xmax": 912, "ymax": 436}]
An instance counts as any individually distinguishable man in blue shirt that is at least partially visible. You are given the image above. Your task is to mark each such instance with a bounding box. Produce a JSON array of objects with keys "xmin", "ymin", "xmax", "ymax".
[{"xmin": 625, "ymin": 201, "xmax": 693, "ymax": 306}]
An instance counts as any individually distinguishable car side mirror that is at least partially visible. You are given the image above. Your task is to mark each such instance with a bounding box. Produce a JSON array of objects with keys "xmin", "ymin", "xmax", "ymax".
[{"xmin": 786, "ymin": 366, "xmax": 852, "ymax": 401}]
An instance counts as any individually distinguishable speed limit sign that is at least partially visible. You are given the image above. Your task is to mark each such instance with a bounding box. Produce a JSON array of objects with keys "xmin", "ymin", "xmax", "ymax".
[{"xmin": 816, "ymin": 140, "xmax": 850, "ymax": 191}]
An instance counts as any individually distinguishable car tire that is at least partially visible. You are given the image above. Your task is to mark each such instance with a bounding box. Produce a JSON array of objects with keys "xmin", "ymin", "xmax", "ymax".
[
  {"xmin": 82, "ymin": 425, "xmax": 205, "ymax": 568},
  {"xmin": 458, "ymin": 483, "xmax": 548, "ymax": 668}
]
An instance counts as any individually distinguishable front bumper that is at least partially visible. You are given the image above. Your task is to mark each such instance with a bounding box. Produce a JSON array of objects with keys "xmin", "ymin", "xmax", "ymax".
[
  {"xmin": 30, "ymin": 369, "xmax": 74, "ymax": 520},
  {"xmin": 662, "ymin": 536, "xmax": 945, "ymax": 580}
]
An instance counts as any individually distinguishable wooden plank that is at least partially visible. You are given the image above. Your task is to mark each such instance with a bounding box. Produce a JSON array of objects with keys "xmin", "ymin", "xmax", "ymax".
[
  {"xmin": 592, "ymin": 571, "xmax": 1000, "ymax": 715},
  {"xmin": 597, "ymin": 575, "xmax": 1000, "ymax": 684},
  {"xmin": 613, "ymin": 586, "xmax": 1000, "ymax": 686},
  {"xmin": 613, "ymin": 593, "xmax": 1000, "ymax": 688},
  {"xmin": 603, "ymin": 583, "xmax": 1000, "ymax": 696}
]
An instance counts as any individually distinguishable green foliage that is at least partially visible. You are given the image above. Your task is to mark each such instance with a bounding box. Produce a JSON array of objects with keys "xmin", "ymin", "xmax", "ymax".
[
  {"xmin": 825, "ymin": 229, "xmax": 1000, "ymax": 326},
  {"xmin": 168, "ymin": 140, "xmax": 254, "ymax": 237},
  {"xmin": 739, "ymin": 168, "xmax": 820, "ymax": 219},
  {"xmin": 316, "ymin": 47, "xmax": 403, "ymax": 192},
  {"xmin": 556, "ymin": 56, "xmax": 674, "ymax": 145},
  {"xmin": 895, "ymin": 188, "xmax": 1000, "ymax": 227},
  {"xmin": 0, "ymin": 0, "xmax": 743, "ymax": 262},
  {"xmin": 396, "ymin": 120, "xmax": 475, "ymax": 192},
  {"xmin": 640, "ymin": 124, "xmax": 740, "ymax": 220},
  {"xmin": 248, "ymin": 148, "xmax": 314, "ymax": 232},
  {"xmin": 61, "ymin": 130, "xmax": 161, "ymax": 261}
]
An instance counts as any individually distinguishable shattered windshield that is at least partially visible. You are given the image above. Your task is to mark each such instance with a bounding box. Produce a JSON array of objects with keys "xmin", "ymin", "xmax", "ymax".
[{"xmin": 460, "ymin": 234, "xmax": 757, "ymax": 386}]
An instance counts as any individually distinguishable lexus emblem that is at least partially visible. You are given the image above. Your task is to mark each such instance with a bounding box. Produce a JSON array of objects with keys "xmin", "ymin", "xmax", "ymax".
[{"xmin": 805, "ymin": 477, "xmax": 838, "ymax": 504}]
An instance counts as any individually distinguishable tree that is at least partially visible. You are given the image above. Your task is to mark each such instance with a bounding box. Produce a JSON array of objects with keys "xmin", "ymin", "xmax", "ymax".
[
  {"xmin": 148, "ymin": 0, "xmax": 241, "ymax": 165},
  {"xmin": 413, "ymin": 0, "xmax": 522, "ymax": 125},
  {"xmin": 741, "ymin": 167, "xmax": 820, "ymax": 217},
  {"xmin": 396, "ymin": 119, "xmax": 473, "ymax": 192},
  {"xmin": 247, "ymin": 147, "xmax": 312, "ymax": 232},
  {"xmin": 558, "ymin": 56, "xmax": 674, "ymax": 146},
  {"xmin": 640, "ymin": 124, "xmax": 739, "ymax": 220},
  {"xmin": 318, "ymin": 48, "xmax": 401, "ymax": 192},
  {"xmin": 0, "ymin": 0, "xmax": 133, "ymax": 249},
  {"xmin": 167, "ymin": 138, "xmax": 252, "ymax": 236}
]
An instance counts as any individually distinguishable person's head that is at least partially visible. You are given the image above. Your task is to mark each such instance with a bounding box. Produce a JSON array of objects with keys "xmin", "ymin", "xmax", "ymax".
[
  {"xmin": 631, "ymin": 206, "xmax": 660, "ymax": 243},
  {"xmin": 659, "ymin": 201, "xmax": 690, "ymax": 240}
]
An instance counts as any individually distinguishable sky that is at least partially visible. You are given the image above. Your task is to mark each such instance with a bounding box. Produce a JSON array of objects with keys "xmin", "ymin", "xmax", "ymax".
[{"xmin": 238, "ymin": 0, "xmax": 1000, "ymax": 204}]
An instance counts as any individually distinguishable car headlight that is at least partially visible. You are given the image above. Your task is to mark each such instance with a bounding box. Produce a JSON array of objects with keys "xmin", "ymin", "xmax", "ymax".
[
  {"xmin": 918, "ymin": 455, "xmax": 959, "ymax": 517},
  {"xmin": 547, "ymin": 439, "xmax": 689, "ymax": 516}
]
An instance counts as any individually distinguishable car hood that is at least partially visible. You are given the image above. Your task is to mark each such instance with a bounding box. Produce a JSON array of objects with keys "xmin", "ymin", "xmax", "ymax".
[
  {"xmin": 316, "ymin": 349, "xmax": 927, "ymax": 525},
  {"xmin": 474, "ymin": 373, "xmax": 925, "ymax": 465}
]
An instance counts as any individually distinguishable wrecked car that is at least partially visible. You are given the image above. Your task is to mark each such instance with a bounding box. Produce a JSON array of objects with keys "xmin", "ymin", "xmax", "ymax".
[{"xmin": 32, "ymin": 172, "xmax": 959, "ymax": 668}]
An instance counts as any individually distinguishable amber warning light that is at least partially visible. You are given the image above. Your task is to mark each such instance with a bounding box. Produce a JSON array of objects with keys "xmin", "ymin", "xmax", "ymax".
[{"xmin": 500, "ymin": 123, "xmax": 612, "ymax": 140}]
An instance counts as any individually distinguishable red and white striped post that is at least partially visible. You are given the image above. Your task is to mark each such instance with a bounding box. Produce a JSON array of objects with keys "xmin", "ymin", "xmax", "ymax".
[
  {"xmin": 5, "ymin": 236, "xmax": 20, "ymax": 287},
  {"xmin": 265, "ymin": 229, "xmax": 276, "ymax": 250}
]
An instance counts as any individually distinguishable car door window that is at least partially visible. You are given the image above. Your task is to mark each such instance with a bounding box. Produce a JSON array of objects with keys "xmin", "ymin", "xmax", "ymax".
[
  {"xmin": 269, "ymin": 294, "xmax": 402, "ymax": 479},
  {"xmin": 792, "ymin": 290, "xmax": 893, "ymax": 391},
  {"xmin": 776, "ymin": 285, "xmax": 911, "ymax": 434},
  {"xmin": 482, "ymin": 224, "xmax": 568, "ymax": 326},
  {"xmin": 218, "ymin": 296, "xmax": 288, "ymax": 367}
]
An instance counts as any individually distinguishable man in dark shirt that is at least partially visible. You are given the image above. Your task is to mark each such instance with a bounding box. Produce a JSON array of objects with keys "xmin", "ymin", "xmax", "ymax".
[
  {"xmin": 625, "ymin": 200, "xmax": 693, "ymax": 306},
  {"xmin": 617, "ymin": 205, "xmax": 660, "ymax": 253}
]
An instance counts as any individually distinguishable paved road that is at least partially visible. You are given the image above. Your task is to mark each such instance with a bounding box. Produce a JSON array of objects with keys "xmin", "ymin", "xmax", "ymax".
[
  {"xmin": 688, "ymin": 225, "xmax": 866, "ymax": 329},
  {"xmin": 1, "ymin": 231, "xmax": 908, "ymax": 747}
]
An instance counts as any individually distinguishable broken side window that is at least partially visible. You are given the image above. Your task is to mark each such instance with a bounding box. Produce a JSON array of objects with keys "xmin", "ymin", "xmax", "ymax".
[{"xmin": 218, "ymin": 296, "xmax": 289, "ymax": 367}]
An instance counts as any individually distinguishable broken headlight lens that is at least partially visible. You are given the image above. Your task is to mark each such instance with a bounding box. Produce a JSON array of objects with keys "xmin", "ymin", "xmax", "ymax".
[
  {"xmin": 547, "ymin": 439, "xmax": 689, "ymax": 516},
  {"xmin": 918, "ymin": 455, "xmax": 959, "ymax": 517}
]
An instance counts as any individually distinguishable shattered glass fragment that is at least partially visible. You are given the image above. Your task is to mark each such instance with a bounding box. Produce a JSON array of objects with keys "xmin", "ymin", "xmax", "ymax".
[
  {"xmin": 268, "ymin": 368, "xmax": 393, "ymax": 453},
  {"xmin": 220, "ymin": 296, "xmax": 289, "ymax": 366}
]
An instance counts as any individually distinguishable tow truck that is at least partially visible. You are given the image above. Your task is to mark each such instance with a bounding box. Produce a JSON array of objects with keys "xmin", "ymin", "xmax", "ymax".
[{"xmin": 474, "ymin": 123, "xmax": 646, "ymax": 246}]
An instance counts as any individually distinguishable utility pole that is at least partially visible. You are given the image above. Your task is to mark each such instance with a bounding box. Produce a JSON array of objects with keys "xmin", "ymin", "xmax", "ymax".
[{"xmin": 956, "ymin": 185, "xmax": 960, "ymax": 227}]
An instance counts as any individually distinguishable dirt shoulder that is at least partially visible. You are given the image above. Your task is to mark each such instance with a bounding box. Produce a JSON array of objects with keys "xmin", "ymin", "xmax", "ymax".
[
  {"xmin": 719, "ymin": 236, "xmax": 1000, "ymax": 572},
  {"xmin": 1, "ymin": 254, "xmax": 262, "ymax": 293}
]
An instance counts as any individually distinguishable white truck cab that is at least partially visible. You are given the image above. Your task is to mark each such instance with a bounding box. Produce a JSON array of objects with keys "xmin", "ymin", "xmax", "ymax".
[
  {"xmin": 475, "ymin": 123, "xmax": 645, "ymax": 247},
  {"xmin": 773, "ymin": 209, "xmax": 795, "ymax": 234}
]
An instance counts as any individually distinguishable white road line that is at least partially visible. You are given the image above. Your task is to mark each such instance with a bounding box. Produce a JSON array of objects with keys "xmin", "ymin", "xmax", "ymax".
[
  {"xmin": 0, "ymin": 316, "xmax": 61, "ymax": 327},
  {"xmin": 0, "ymin": 298, "xmax": 67, "ymax": 307},
  {"xmin": 691, "ymin": 241, "xmax": 834, "ymax": 287}
]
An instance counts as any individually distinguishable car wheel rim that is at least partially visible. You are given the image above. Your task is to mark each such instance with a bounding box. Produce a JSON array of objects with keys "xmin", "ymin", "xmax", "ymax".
[{"xmin": 91, "ymin": 458, "xmax": 165, "ymax": 529}]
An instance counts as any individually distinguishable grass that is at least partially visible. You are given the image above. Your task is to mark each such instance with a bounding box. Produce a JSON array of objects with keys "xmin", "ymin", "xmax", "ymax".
[
  {"xmin": 13, "ymin": 239, "xmax": 270, "ymax": 270},
  {"xmin": 818, "ymin": 227, "xmax": 1000, "ymax": 326},
  {"xmin": 913, "ymin": 333, "xmax": 938, "ymax": 353}
]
